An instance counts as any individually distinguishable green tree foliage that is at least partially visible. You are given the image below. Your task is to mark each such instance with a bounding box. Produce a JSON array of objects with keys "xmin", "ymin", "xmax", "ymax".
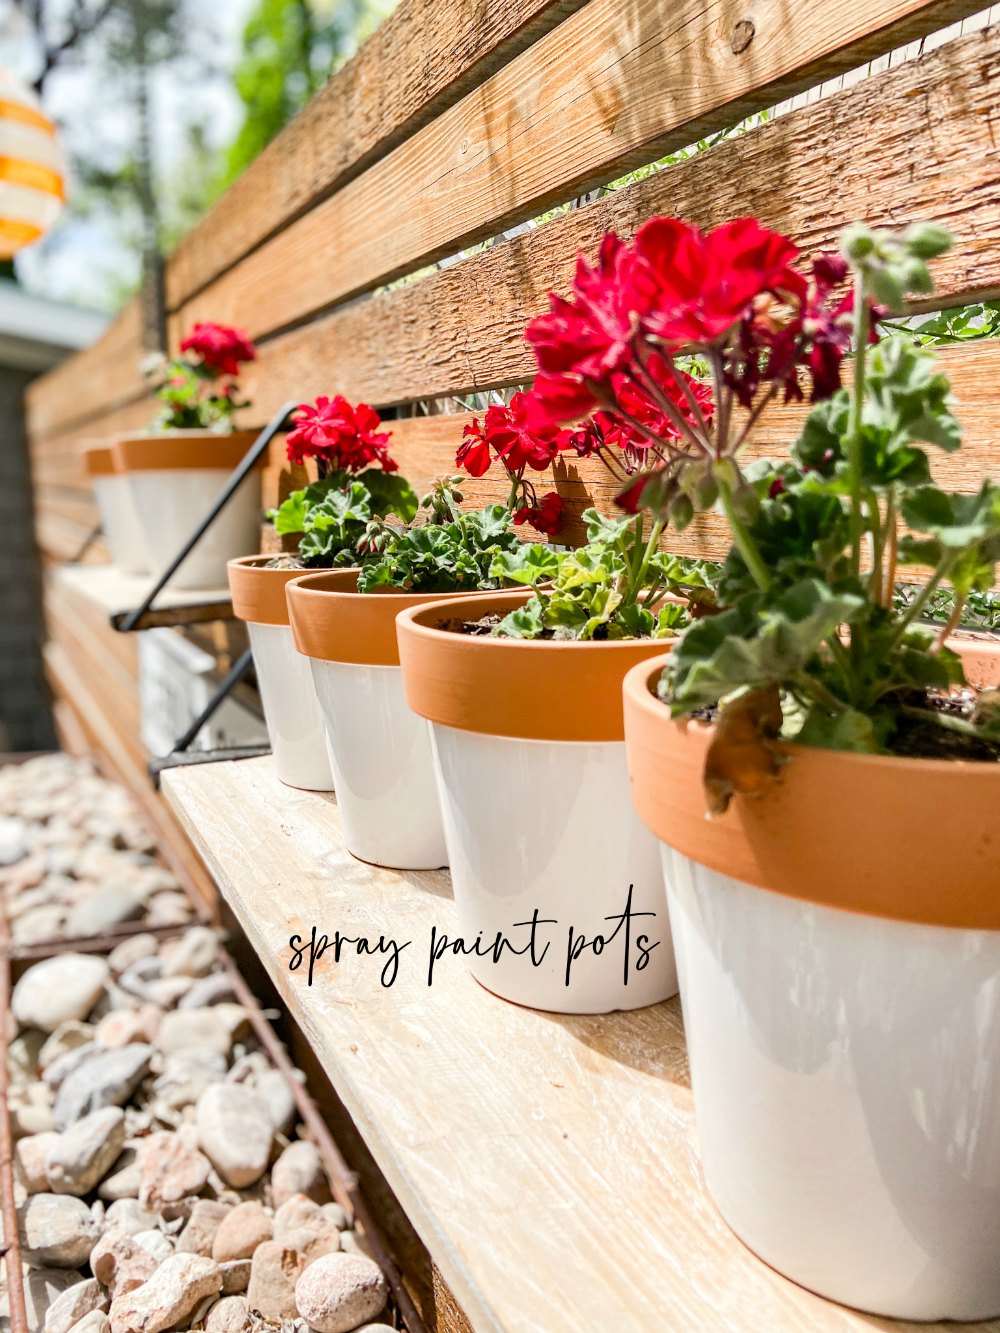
[{"xmin": 222, "ymin": 0, "xmax": 395, "ymax": 186}]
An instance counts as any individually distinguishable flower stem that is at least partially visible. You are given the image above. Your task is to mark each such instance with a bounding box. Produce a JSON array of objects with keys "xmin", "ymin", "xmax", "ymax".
[
  {"xmin": 847, "ymin": 281, "xmax": 870, "ymax": 579},
  {"xmin": 717, "ymin": 475, "xmax": 771, "ymax": 592}
]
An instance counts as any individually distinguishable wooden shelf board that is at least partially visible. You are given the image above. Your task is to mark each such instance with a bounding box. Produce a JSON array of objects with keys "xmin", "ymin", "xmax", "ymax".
[
  {"xmin": 54, "ymin": 564, "xmax": 233, "ymax": 630},
  {"xmin": 162, "ymin": 757, "xmax": 999, "ymax": 1333}
]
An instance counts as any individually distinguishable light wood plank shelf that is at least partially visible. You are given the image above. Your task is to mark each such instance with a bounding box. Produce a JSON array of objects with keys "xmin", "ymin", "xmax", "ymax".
[
  {"xmin": 55, "ymin": 564, "xmax": 234, "ymax": 630},
  {"xmin": 162, "ymin": 757, "xmax": 1000, "ymax": 1333}
]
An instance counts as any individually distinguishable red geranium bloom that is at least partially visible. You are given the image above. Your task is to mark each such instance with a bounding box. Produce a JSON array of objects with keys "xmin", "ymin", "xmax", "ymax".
[
  {"xmin": 453, "ymin": 393, "xmax": 565, "ymax": 477},
  {"xmin": 180, "ymin": 323, "xmax": 257, "ymax": 377},
  {"xmin": 635, "ymin": 216, "xmax": 801, "ymax": 349},
  {"xmin": 513, "ymin": 491, "xmax": 565, "ymax": 536},
  {"xmin": 456, "ymin": 420, "xmax": 493, "ymax": 477},
  {"xmin": 286, "ymin": 395, "xmax": 397, "ymax": 472}
]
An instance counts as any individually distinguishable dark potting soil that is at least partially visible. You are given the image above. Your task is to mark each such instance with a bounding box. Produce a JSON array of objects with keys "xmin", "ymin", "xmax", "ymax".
[
  {"xmin": 438, "ymin": 614, "xmax": 505, "ymax": 636},
  {"xmin": 265, "ymin": 554, "xmax": 307, "ymax": 570}
]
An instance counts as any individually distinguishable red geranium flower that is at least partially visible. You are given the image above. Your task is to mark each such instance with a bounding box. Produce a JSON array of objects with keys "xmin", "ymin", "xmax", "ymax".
[
  {"xmin": 513, "ymin": 491, "xmax": 565, "ymax": 536},
  {"xmin": 286, "ymin": 395, "xmax": 397, "ymax": 472},
  {"xmin": 454, "ymin": 393, "xmax": 566, "ymax": 477},
  {"xmin": 457, "ymin": 420, "xmax": 493, "ymax": 477},
  {"xmin": 180, "ymin": 323, "xmax": 257, "ymax": 377}
]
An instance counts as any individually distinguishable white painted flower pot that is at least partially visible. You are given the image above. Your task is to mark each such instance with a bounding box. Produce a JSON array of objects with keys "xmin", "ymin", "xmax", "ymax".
[
  {"xmin": 309, "ymin": 658, "xmax": 446, "ymax": 868},
  {"xmin": 80, "ymin": 443, "xmax": 148, "ymax": 575},
  {"xmin": 286, "ymin": 570, "xmax": 470, "ymax": 870},
  {"xmin": 624, "ymin": 652, "xmax": 1000, "ymax": 1320},
  {"xmin": 397, "ymin": 590, "xmax": 679, "ymax": 1014},
  {"xmin": 228, "ymin": 556, "xmax": 335, "ymax": 791},
  {"xmin": 114, "ymin": 431, "xmax": 261, "ymax": 591}
]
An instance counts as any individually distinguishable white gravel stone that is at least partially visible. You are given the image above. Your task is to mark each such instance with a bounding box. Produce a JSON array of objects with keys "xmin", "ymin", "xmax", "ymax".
[
  {"xmin": 97, "ymin": 1148, "xmax": 140, "ymax": 1201},
  {"xmin": 204, "ymin": 1294, "xmax": 250, "ymax": 1332},
  {"xmin": 12, "ymin": 956, "xmax": 110, "ymax": 1034},
  {"xmin": 107, "ymin": 934, "xmax": 159, "ymax": 976},
  {"xmin": 15, "ymin": 1131, "xmax": 59, "ymax": 1194},
  {"xmin": 17, "ymin": 1193, "xmax": 101, "ymax": 1268},
  {"xmin": 64, "ymin": 1312, "xmax": 110, "ymax": 1333},
  {"xmin": 161, "ymin": 926, "xmax": 218, "ymax": 978},
  {"xmin": 196, "ymin": 1084, "xmax": 273, "ymax": 1188},
  {"xmin": 271, "ymin": 1140, "xmax": 329, "ymax": 1207},
  {"xmin": 42, "ymin": 1276, "xmax": 107, "ymax": 1333},
  {"xmin": 0, "ymin": 815, "xmax": 28, "ymax": 864}
]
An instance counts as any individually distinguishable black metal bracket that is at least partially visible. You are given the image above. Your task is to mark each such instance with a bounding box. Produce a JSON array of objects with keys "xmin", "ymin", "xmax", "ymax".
[
  {"xmin": 69, "ymin": 523, "xmax": 104, "ymax": 565},
  {"xmin": 118, "ymin": 402, "xmax": 298, "ymax": 633},
  {"xmin": 147, "ymin": 646, "xmax": 271, "ymax": 788}
]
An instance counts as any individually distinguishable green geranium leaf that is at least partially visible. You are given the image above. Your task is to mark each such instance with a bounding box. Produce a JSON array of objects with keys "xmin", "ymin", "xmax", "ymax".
[{"xmin": 489, "ymin": 543, "xmax": 564, "ymax": 586}]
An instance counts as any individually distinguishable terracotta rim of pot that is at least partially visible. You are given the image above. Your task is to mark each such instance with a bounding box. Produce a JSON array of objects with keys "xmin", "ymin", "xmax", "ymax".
[
  {"xmin": 112, "ymin": 429, "xmax": 263, "ymax": 473},
  {"xmin": 228, "ymin": 555, "xmax": 327, "ymax": 627},
  {"xmin": 623, "ymin": 651, "xmax": 1000, "ymax": 930},
  {"xmin": 79, "ymin": 441, "xmax": 116, "ymax": 477},
  {"xmin": 286, "ymin": 570, "xmax": 487, "ymax": 667},
  {"xmin": 398, "ymin": 590, "xmax": 675, "ymax": 743}
]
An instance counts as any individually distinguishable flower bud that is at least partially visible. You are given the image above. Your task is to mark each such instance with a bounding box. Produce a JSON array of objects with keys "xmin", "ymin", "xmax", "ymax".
[
  {"xmin": 730, "ymin": 484, "xmax": 761, "ymax": 526},
  {"xmin": 841, "ymin": 223, "xmax": 876, "ymax": 263},
  {"xmin": 899, "ymin": 257, "xmax": 933, "ymax": 295},
  {"xmin": 669, "ymin": 492, "xmax": 695, "ymax": 532},
  {"xmin": 904, "ymin": 221, "xmax": 953, "ymax": 259},
  {"xmin": 870, "ymin": 265, "xmax": 906, "ymax": 311},
  {"xmin": 692, "ymin": 471, "xmax": 719, "ymax": 511}
]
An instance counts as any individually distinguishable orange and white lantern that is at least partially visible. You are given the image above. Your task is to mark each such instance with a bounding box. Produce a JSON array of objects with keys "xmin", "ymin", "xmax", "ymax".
[{"xmin": 0, "ymin": 70, "xmax": 65, "ymax": 259}]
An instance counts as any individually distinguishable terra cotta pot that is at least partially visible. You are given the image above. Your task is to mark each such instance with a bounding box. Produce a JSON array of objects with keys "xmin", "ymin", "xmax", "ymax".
[
  {"xmin": 623, "ymin": 650, "xmax": 1000, "ymax": 1319},
  {"xmin": 397, "ymin": 589, "xmax": 679, "ymax": 1013},
  {"xmin": 228, "ymin": 556, "xmax": 335, "ymax": 792},
  {"xmin": 113, "ymin": 430, "xmax": 262, "ymax": 590}
]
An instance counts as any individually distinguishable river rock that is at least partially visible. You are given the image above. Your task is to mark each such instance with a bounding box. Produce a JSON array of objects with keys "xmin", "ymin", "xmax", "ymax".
[
  {"xmin": 97, "ymin": 1148, "xmax": 140, "ymax": 1201},
  {"xmin": 211, "ymin": 1201, "xmax": 272, "ymax": 1263},
  {"xmin": 273, "ymin": 1194, "xmax": 329, "ymax": 1242},
  {"xmin": 92, "ymin": 1010, "xmax": 148, "ymax": 1049},
  {"xmin": 161, "ymin": 926, "xmax": 218, "ymax": 978},
  {"xmin": 107, "ymin": 933, "xmax": 159, "ymax": 975},
  {"xmin": 103, "ymin": 1198, "xmax": 161, "ymax": 1236},
  {"xmin": 0, "ymin": 814, "xmax": 27, "ymax": 863},
  {"xmin": 178, "ymin": 973, "xmax": 237, "ymax": 1010},
  {"xmin": 132, "ymin": 1229, "xmax": 174, "ymax": 1265},
  {"xmin": 281, "ymin": 1226, "xmax": 340, "ymax": 1263},
  {"xmin": 38, "ymin": 1023, "xmax": 94, "ymax": 1073},
  {"xmin": 155, "ymin": 1008, "xmax": 233, "ymax": 1057},
  {"xmin": 12, "ymin": 956, "xmax": 110, "ymax": 1033},
  {"xmin": 138, "ymin": 1130, "xmax": 212, "ymax": 1208},
  {"xmin": 176, "ymin": 1199, "xmax": 232, "ymax": 1256},
  {"xmin": 271, "ymin": 1140, "xmax": 330, "ymax": 1207},
  {"xmin": 197, "ymin": 1084, "xmax": 272, "ymax": 1188},
  {"xmin": 293, "ymin": 1253, "xmax": 388, "ymax": 1333},
  {"xmin": 246, "ymin": 1241, "xmax": 306, "ymax": 1321},
  {"xmin": 43, "ymin": 1043, "xmax": 98, "ymax": 1093},
  {"xmin": 146, "ymin": 892, "xmax": 194, "ymax": 927},
  {"xmin": 64, "ymin": 885, "xmax": 144, "ymax": 938},
  {"xmin": 108, "ymin": 1253, "xmax": 222, "ymax": 1333},
  {"xmin": 204, "ymin": 1295, "xmax": 250, "ymax": 1332},
  {"xmin": 42, "ymin": 1276, "xmax": 107, "ymax": 1333},
  {"xmin": 219, "ymin": 1259, "xmax": 251, "ymax": 1295},
  {"xmin": 9, "ymin": 1028, "xmax": 46, "ymax": 1082},
  {"xmin": 46, "ymin": 1108, "xmax": 125, "ymax": 1196},
  {"xmin": 90, "ymin": 1229, "xmax": 157, "ymax": 1298},
  {"xmin": 10, "ymin": 1082, "xmax": 56, "ymax": 1137},
  {"xmin": 65, "ymin": 1313, "xmax": 110, "ymax": 1333},
  {"xmin": 15, "ymin": 1268, "xmax": 78, "ymax": 1332},
  {"xmin": 252, "ymin": 1068, "xmax": 296, "ymax": 1136},
  {"xmin": 18, "ymin": 1193, "xmax": 100, "ymax": 1268},
  {"xmin": 53, "ymin": 1044, "xmax": 153, "ymax": 1130},
  {"xmin": 15, "ymin": 1131, "xmax": 58, "ymax": 1193},
  {"xmin": 11, "ymin": 904, "xmax": 65, "ymax": 944}
]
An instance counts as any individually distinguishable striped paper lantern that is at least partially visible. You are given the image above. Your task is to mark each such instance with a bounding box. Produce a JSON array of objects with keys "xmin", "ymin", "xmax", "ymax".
[{"xmin": 0, "ymin": 71, "xmax": 65, "ymax": 259}]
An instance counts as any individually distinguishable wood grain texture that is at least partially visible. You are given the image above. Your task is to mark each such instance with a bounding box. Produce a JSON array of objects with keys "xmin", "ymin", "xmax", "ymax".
[
  {"xmin": 163, "ymin": 756, "xmax": 1000, "ymax": 1333},
  {"xmin": 171, "ymin": 0, "xmax": 985, "ymax": 344},
  {"xmin": 25, "ymin": 298, "xmax": 146, "ymax": 440},
  {"xmin": 234, "ymin": 21, "xmax": 1000, "ymax": 415},
  {"xmin": 166, "ymin": 0, "xmax": 590, "ymax": 309}
]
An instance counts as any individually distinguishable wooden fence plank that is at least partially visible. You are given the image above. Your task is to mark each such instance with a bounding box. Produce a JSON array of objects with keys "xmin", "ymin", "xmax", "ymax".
[
  {"xmin": 382, "ymin": 338, "xmax": 1000, "ymax": 561},
  {"xmin": 171, "ymin": 0, "xmax": 985, "ymax": 345},
  {"xmin": 25, "ymin": 299, "xmax": 146, "ymax": 440},
  {"xmin": 236, "ymin": 22, "xmax": 1000, "ymax": 416},
  {"xmin": 166, "ymin": 0, "xmax": 591, "ymax": 310}
]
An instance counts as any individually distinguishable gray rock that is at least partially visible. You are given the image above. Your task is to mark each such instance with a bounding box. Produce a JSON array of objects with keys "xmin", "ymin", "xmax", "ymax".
[
  {"xmin": 41, "ymin": 1276, "xmax": 107, "ymax": 1333},
  {"xmin": 11, "ymin": 1267, "xmax": 78, "ymax": 1333},
  {"xmin": 43, "ymin": 1043, "xmax": 99, "ymax": 1092},
  {"xmin": 46, "ymin": 1108, "xmax": 126, "ymax": 1196},
  {"xmin": 293, "ymin": 1253, "xmax": 388, "ymax": 1333},
  {"xmin": 107, "ymin": 1253, "xmax": 222, "ymax": 1333},
  {"xmin": 38, "ymin": 1023, "xmax": 94, "ymax": 1073},
  {"xmin": 18, "ymin": 1193, "xmax": 101, "ymax": 1268},
  {"xmin": 196, "ymin": 1084, "xmax": 272, "ymax": 1188},
  {"xmin": 12, "ymin": 956, "xmax": 110, "ymax": 1033},
  {"xmin": 53, "ymin": 1043, "xmax": 153, "ymax": 1130}
]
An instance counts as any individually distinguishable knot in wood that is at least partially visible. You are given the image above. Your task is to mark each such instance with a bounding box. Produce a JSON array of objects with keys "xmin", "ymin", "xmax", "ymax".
[{"xmin": 731, "ymin": 19, "xmax": 755, "ymax": 55}]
